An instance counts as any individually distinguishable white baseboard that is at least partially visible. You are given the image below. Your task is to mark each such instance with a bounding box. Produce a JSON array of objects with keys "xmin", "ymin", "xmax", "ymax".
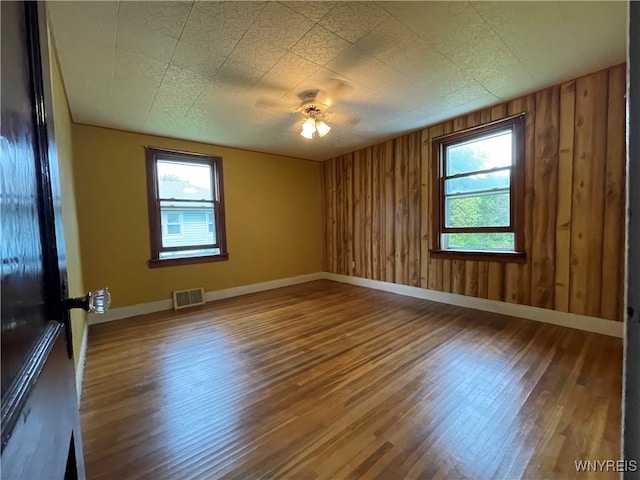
[
  {"xmin": 88, "ymin": 272, "xmax": 326, "ymax": 325},
  {"xmin": 202, "ymin": 272, "xmax": 325, "ymax": 302},
  {"xmin": 89, "ymin": 298, "xmax": 173, "ymax": 325},
  {"xmin": 323, "ymin": 273, "xmax": 624, "ymax": 338},
  {"xmin": 86, "ymin": 271, "xmax": 623, "ymax": 338},
  {"xmin": 75, "ymin": 322, "xmax": 88, "ymax": 404}
]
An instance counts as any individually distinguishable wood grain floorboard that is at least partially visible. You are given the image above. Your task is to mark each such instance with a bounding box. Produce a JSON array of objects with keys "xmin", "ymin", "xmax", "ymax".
[{"xmin": 80, "ymin": 280, "xmax": 622, "ymax": 479}]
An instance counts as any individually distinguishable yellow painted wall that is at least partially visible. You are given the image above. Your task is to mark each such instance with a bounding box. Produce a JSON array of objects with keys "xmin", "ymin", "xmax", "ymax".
[
  {"xmin": 72, "ymin": 125, "xmax": 323, "ymax": 308},
  {"xmin": 49, "ymin": 36, "xmax": 86, "ymax": 369}
]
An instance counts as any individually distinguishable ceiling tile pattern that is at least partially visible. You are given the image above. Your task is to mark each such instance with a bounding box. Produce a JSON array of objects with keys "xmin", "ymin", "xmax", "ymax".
[
  {"xmin": 115, "ymin": 20, "xmax": 178, "ymax": 64},
  {"xmin": 117, "ymin": 1, "xmax": 192, "ymax": 39},
  {"xmin": 290, "ymin": 24, "xmax": 351, "ymax": 67},
  {"xmin": 48, "ymin": 1, "xmax": 627, "ymax": 161},
  {"xmin": 280, "ymin": 2, "xmax": 338, "ymax": 23},
  {"xmin": 170, "ymin": 40, "xmax": 226, "ymax": 79},
  {"xmin": 317, "ymin": 2, "xmax": 389, "ymax": 43},
  {"xmin": 246, "ymin": 2, "xmax": 314, "ymax": 50}
]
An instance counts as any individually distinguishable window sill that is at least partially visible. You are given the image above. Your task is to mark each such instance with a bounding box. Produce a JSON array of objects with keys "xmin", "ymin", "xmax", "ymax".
[
  {"xmin": 429, "ymin": 249, "xmax": 526, "ymax": 263},
  {"xmin": 148, "ymin": 253, "xmax": 229, "ymax": 268}
]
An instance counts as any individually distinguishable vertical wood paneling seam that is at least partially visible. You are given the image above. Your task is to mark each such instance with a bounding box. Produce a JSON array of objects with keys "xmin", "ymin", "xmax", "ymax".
[
  {"xmin": 550, "ymin": 88, "xmax": 561, "ymax": 310},
  {"xmin": 600, "ymin": 66, "xmax": 626, "ymax": 320},
  {"xmin": 524, "ymin": 95, "xmax": 535, "ymax": 306},
  {"xmin": 598, "ymin": 77, "xmax": 611, "ymax": 315},
  {"xmin": 568, "ymin": 84, "xmax": 578, "ymax": 311},
  {"xmin": 348, "ymin": 154, "xmax": 352, "ymax": 275},
  {"xmin": 586, "ymin": 72, "xmax": 609, "ymax": 316},
  {"xmin": 531, "ymin": 88, "xmax": 559, "ymax": 308},
  {"xmin": 554, "ymin": 81, "xmax": 575, "ymax": 312},
  {"xmin": 321, "ymin": 164, "xmax": 325, "ymax": 271}
]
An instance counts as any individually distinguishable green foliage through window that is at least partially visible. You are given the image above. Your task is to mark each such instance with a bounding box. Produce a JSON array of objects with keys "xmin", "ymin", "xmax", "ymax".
[
  {"xmin": 443, "ymin": 233, "xmax": 514, "ymax": 250},
  {"xmin": 445, "ymin": 192, "xmax": 510, "ymax": 228}
]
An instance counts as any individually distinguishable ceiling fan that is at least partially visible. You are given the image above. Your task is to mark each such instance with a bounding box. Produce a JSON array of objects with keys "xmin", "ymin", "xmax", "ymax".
[
  {"xmin": 256, "ymin": 79, "xmax": 360, "ymax": 140},
  {"xmin": 294, "ymin": 92, "xmax": 333, "ymax": 139}
]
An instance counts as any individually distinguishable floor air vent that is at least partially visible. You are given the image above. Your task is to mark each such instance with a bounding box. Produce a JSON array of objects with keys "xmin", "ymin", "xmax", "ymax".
[{"xmin": 173, "ymin": 288, "xmax": 205, "ymax": 310}]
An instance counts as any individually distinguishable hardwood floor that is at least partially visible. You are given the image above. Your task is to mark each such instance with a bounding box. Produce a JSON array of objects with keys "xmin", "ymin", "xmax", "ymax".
[{"xmin": 80, "ymin": 280, "xmax": 622, "ymax": 479}]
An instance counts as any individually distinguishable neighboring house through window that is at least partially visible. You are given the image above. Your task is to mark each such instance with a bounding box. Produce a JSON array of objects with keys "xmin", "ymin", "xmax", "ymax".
[
  {"xmin": 431, "ymin": 114, "xmax": 525, "ymax": 261},
  {"xmin": 145, "ymin": 147, "xmax": 228, "ymax": 267}
]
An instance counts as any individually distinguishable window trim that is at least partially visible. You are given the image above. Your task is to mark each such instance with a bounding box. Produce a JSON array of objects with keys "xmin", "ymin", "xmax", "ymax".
[
  {"xmin": 145, "ymin": 147, "xmax": 228, "ymax": 268},
  {"xmin": 430, "ymin": 114, "xmax": 526, "ymax": 261}
]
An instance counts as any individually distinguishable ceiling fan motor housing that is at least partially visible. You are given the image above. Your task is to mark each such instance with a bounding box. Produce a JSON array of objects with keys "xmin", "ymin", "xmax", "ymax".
[{"xmin": 301, "ymin": 103, "xmax": 328, "ymax": 119}]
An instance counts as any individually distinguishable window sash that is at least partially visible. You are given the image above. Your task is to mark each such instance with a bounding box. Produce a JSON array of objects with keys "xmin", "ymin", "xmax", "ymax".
[
  {"xmin": 441, "ymin": 232, "xmax": 516, "ymax": 251},
  {"xmin": 440, "ymin": 167, "xmax": 516, "ymax": 233},
  {"xmin": 156, "ymin": 157, "xmax": 218, "ymax": 201},
  {"xmin": 159, "ymin": 243, "xmax": 218, "ymax": 253},
  {"xmin": 159, "ymin": 248, "xmax": 220, "ymax": 259},
  {"xmin": 442, "ymin": 226, "xmax": 515, "ymax": 234},
  {"xmin": 443, "ymin": 187, "xmax": 512, "ymax": 231},
  {"xmin": 444, "ymin": 186, "xmax": 511, "ymax": 200},
  {"xmin": 442, "ymin": 165, "xmax": 512, "ymax": 182},
  {"xmin": 157, "ymin": 201, "xmax": 221, "ymax": 250},
  {"xmin": 158, "ymin": 198, "xmax": 215, "ymax": 204},
  {"xmin": 444, "ymin": 129, "xmax": 513, "ymax": 177}
]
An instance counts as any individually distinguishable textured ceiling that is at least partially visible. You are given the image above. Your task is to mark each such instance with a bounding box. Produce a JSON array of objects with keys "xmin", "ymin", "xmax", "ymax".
[{"xmin": 47, "ymin": 1, "xmax": 628, "ymax": 161}]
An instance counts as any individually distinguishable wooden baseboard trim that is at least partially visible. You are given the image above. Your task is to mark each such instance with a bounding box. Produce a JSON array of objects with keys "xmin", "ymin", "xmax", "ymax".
[
  {"xmin": 323, "ymin": 273, "xmax": 624, "ymax": 338},
  {"xmin": 87, "ymin": 272, "xmax": 326, "ymax": 325}
]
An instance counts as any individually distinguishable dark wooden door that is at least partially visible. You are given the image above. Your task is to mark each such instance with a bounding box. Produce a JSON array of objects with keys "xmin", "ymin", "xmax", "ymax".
[
  {"xmin": 1, "ymin": 1, "xmax": 85, "ymax": 478},
  {"xmin": 625, "ymin": 2, "xmax": 640, "ymax": 475}
]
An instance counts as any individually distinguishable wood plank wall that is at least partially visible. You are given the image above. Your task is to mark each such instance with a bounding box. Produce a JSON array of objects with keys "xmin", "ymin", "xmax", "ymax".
[{"xmin": 322, "ymin": 64, "xmax": 626, "ymax": 321}]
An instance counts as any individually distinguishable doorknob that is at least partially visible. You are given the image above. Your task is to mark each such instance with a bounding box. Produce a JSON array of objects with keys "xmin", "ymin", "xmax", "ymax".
[{"xmin": 64, "ymin": 287, "xmax": 111, "ymax": 314}]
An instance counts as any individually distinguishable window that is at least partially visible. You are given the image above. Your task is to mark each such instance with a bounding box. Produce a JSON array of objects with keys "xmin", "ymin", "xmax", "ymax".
[
  {"xmin": 431, "ymin": 114, "xmax": 525, "ymax": 261},
  {"xmin": 145, "ymin": 147, "xmax": 228, "ymax": 267},
  {"xmin": 164, "ymin": 212, "xmax": 182, "ymax": 235},
  {"xmin": 207, "ymin": 212, "xmax": 214, "ymax": 234}
]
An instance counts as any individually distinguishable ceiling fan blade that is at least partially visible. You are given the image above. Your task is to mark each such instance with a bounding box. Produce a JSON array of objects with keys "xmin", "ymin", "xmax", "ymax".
[
  {"xmin": 255, "ymin": 96, "xmax": 292, "ymax": 111},
  {"xmin": 328, "ymin": 111, "xmax": 360, "ymax": 126},
  {"xmin": 316, "ymin": 78, "xmax": 352, "ymax": 106},
  {"xmin": 267, "ymin": 115, "xmax": 300, "ymax": 134}
]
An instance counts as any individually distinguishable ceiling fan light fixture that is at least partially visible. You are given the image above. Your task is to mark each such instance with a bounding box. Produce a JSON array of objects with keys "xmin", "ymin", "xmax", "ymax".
[
  {"xmin": 300, "ymin": 116, "xmax": 331, "ymax": 139},
  {"xmin": 316, "ymin": 120, "xmax": 331, "ymax": 137},
  {"xmin": 297, "ymin": 101, "xmax": 333, "ymax": 140},
  {"xmin": 301, "ymin": 117, "xmax": 316, "ymax": 139}
]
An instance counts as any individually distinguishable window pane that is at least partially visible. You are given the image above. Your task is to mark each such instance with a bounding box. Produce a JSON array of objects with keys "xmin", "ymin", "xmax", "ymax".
[
  {"xmin": 166, "ymin": 212, "xmax": 180, "ymax": 224},
  {"xmin": 445, "ymin": 192, "xmax": 510, "ymax": 228},
  {"xmin": 445, "ymin": 169, "xmax": 510, "ymax": 195},
  {"xmin": 442, "ymin": 233, "xmax": 515, "ymax": 251},
  {"xmin": 446, "ymin": 130, "xmax": 512, "ymax": 176},
  {"xmin": 160, "ymin": 201, "xmax": 216, "ymax": 248},
  {"xmin": 157, "ymin": 160, "xmax": 213, "ymax": 200}
]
